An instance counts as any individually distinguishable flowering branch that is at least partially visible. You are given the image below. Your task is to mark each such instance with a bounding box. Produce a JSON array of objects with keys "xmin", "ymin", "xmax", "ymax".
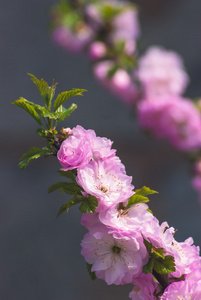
[
  {"xmin": 50, "ymin": 0, "xmax": 201, "ymax": 205},
  {"xmin": 14, "ymin": 75, "xmax": 201, "ymax": 299}
]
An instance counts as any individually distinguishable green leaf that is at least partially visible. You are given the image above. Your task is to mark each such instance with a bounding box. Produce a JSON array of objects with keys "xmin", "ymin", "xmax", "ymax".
[
  {"xmin": 57, "ymin": 195, "xmax": 83, "ymax": 216},
  {"xmin": 79, "ymin": 195, "xmax": 98, "ymax": 213},
  {"xmin": 143, "ymin": 238, "xmax": 153, "ymax": 254},
  {"xmin": 11, "ymin": 97, "xmax": 42, "ymax": 125},
  {"xmin": 12, "ymin": 97, "xmax": 61, "ymax": 121},
  {"xmin": 127, "ymin": 194, "xmax": 149, "ymax": 207},
  {"xmin": 28, "ymin": 73, "xmax": 56, "ymax": 109},
  {"xmin": 135, "ymin": 186, "xmax": 158, "ymax": 197},
  {"xmin": 107, "ymin": 65, "xmax": 118, "ymax": 78},
  {"xmin": 53, "ymin": 89, "xmax": 86, "ymax": 112},
  {"xmin": 154, "ymin": 255, "xmax": 175, "ymax": 274},
  {"xmin": 55, "ymin": 103, "xmax": 77, "ymax": 123},
  {"xmin": 48, "ymin": 181, "xmax": 81, "ymax": 195},
  {"xmin": 18, "ymin": 147, "xmax": 52, "ymax": 170},
  {"xmin": 152, "ymin": 248, "xmax": 166, "ymax": 259},
  {"xmin": 86, "ymin": 263, "xmax": 96, "ymax": 281},
  {"xmin": 143, "ymin": 258, "xmax": 155, "ymax": 274},
  {"xmin": 58, "ymin": 170, "xmax": 76, "ymax": 182}
]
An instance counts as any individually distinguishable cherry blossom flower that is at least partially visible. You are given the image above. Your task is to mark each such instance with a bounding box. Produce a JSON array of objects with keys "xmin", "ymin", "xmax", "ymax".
[
  {"xmin": 57, "ymin": 125, "xmax": 92, "ymax": 170},
  {"xmin": 76, "ymin": 159, "xmax": 134, "ymax": 212},
  {"xmin": 52, "ymin": 25, "xmax": 94, "ymax": 54},
  {"xmin": 138, "ymin": 96, "xmax": 201, "ymax": 151},
  {"xmin": 93, "ymin": 61, "xmax": 138, "ymax": 106},
  {"xmin": 136, "ymin": 46, "xmax": 189, "ymax": 98},
  {"xmin": 160, "ymin": 279, "xmax": 201, "ymax": 299},
  {"xmin": 129, "ymin": 273, "xmax": 159, "ymax": 300},
  {"xmin": 81, "ymin": 224, "xmax": 148, "ymax": 285},
  {"xmin": 99, "ymin": 203, "xmax": 156, "ymax": 235}
]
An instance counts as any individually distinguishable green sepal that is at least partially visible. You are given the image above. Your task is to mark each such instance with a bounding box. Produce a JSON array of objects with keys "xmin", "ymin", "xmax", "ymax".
[
  {"xmin": 18, "ymin": 147, "xmax": 53, "ymax": 170},
  {"xmin": 48, "ymin": 181, "xmax": 82, "ymax": 195},
  {"xmin": 127, "ymin": 194, "xmax": 149, "ymax": 208},
  {"xmin": 28, "ymin": 73, "xmax": 56, "ymax": 110},
  {"xmin": 86, "ymin": 263, "xmax": 96, "ymax": 281},
  {"xmin": 53, "ymin": 89, "xmax": 87, "ymax": 112},
  {"xmin": 135, "ymin": 186, "xmax": 158, "ymax": 197},
  {"xmin": 55, "ymin": 103, "xmax": 77, "ymax": 123},
  {"xmin": 79, "ymin": 195, "xmax": 98, "ymax": 213},
  {"xmin": 57, "ymin": 195, "xmax": 84, "ymax": 217},
  {"xmin": 11, "ymin": 97, "xmax": 42, "ymax": 125},
  {"xmin": 57, "ymin": 170, "xmax": 76, "ymax": 183}
]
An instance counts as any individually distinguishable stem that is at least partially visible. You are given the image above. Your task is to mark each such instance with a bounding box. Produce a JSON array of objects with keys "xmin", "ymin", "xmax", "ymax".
[{"xmin": 152, "ymin": 270, "xmax": 169, "ymax": 291}]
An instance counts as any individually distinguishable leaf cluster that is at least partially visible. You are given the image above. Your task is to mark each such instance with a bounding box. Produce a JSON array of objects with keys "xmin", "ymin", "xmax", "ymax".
[
  {"xmin": 12, "ymin": 74, "xmax": 87, "ymax": 169},
  {"xmin": 48, "ymin": 170, "xmax": 98, "ymax": 216},
  {"xmin": 143, "ymin": 238, "xmax": 176, "ymax": 289}
]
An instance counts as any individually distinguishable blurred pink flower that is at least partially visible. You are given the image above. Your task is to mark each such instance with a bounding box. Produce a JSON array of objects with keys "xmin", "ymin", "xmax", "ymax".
[
  {"xmin": 52, "ymin": 25, "xmax": 94, "ymax": 53},
  {"xmin": 136, "ymin": 46, "xmax": 189, "ymax": 98},
  {"xmin": 138, "ymin": 96, "xmax": 201, "ymax": 151},
  {"xmin": 93, "ymin": 61, "xmax": 138, "ymax": 106},
  {"xmin": 88, "ymin": 41, "xmax": 107, "ymax": 60}
]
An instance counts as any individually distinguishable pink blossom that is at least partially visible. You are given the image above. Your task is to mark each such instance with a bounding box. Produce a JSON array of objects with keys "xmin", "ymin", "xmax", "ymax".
[
  {"xmin": 161, "ymin": 279, "xmax": 201, "ymax": 299},
  {"xmin": 111, "ymin": 7, "xmax": 140, "ymax": 54},
  {"xmin": 57, "ymin": 125, "xmax": 92, "ymax": 170},
  {"xmin": 138, "ymin": 96, "xmax": 201, "ymax": 151},
  {"xmin": 76, "ymin": 159, "xmax": 134, "ymax": 212},
  {"xmin": 93, "ymin": 61, "xmax": 138, "ymax": 106},
  {"xmin": 57, "ymin": 125, "xmax": 117, "ymax": 170},
  {"xmin": 88, "ymin": 41, "xmax": 107, "ymax": 60},
  {"xmin": 52, "ymin": 25, "xmax": 94, "ymax": 53},
  {"xmin": 136, "ymin": 46, "xmax": 189, "ymax": 98},
  {"xmin": 81, "ymin": 224, "xmax": 147, "ymax": 285},
  {"xmin": 99, "ymin": 203, "xmax": 156, "ymax": 235},
  {"xmin": 129, "ymin": 273, "xmax": 159, "ymax": 300},
  {"xmin": 86, "ymin": 129, "xmax": 116, "ymax": 161}
]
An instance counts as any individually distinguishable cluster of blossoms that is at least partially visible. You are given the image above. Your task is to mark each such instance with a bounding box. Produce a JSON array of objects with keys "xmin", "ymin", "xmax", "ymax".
[
  {"xmin": 51, "ymin": 0, "xmax": 201, "ymax": 203},
  {"xmin": 56, "ymin": 125, "xmax": 201, "ymax": 299}
]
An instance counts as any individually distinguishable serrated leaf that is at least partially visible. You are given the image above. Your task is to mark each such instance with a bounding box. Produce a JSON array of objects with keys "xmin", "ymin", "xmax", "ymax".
[
  {"xmin": 154, "ymin": 255, "xmax": 175, "ymax": 274},
  {"xmin": 55, "ymin": 103, "xmax": 77, "ymax": 123},
  {"xmin": 135, "ymin": 186, "xmax": 158, "ymax": 197},
  {"xmin": 48, "ymin": 181, "xmax": 81, "ymax": 195},
  {"xmin": 11, "ymin": 97, "xmax": 42, "ymax": 125},
  {"xmin": 18, "ymin": 147, "xmax": 52, "ymax": 170},
  {"xmin": 127, "ymin": 194, "xmax": 149, "ymax": 207},
  {"xmin": 28, "ymin": 73, "xmax": 56, "ymax": 109},
  {"xmin": 86, "ymin": 263, "xmax": 96, "ymax": 281},
  {"xmin": 58, "ymin": 170, "xmax": 76, "ymax": 182},
  {"xmin": 57, "ymin": 195, "xmax": 83, "ymax": 216},
  {"xmin": 53, "ymin": 89, "xmax": 86, "ymax": 112},
  {"xmin": 79, "ymin": 195, "xmax": 98, "ymax": 213}
]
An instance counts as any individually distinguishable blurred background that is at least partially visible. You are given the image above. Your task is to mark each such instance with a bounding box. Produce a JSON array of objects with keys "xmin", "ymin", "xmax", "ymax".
[{"xmin": 1, "ymin": 0, "xmax": 201, "ymax": 299}]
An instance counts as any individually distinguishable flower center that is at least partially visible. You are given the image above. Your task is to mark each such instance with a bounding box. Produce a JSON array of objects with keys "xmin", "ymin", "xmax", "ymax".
[
  {"xmin": 112, "ymin": 245, "xmax": 121, "ymax": 254},
  {"xmin": 100, "ymin": 186, "xmax": 108, "ymax": 193}
]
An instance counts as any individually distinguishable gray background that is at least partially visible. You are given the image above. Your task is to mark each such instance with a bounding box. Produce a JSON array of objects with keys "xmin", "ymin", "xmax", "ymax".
[{"xmin": 1, "ymin": 0, "xmax": 201, "ymax": 299}]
